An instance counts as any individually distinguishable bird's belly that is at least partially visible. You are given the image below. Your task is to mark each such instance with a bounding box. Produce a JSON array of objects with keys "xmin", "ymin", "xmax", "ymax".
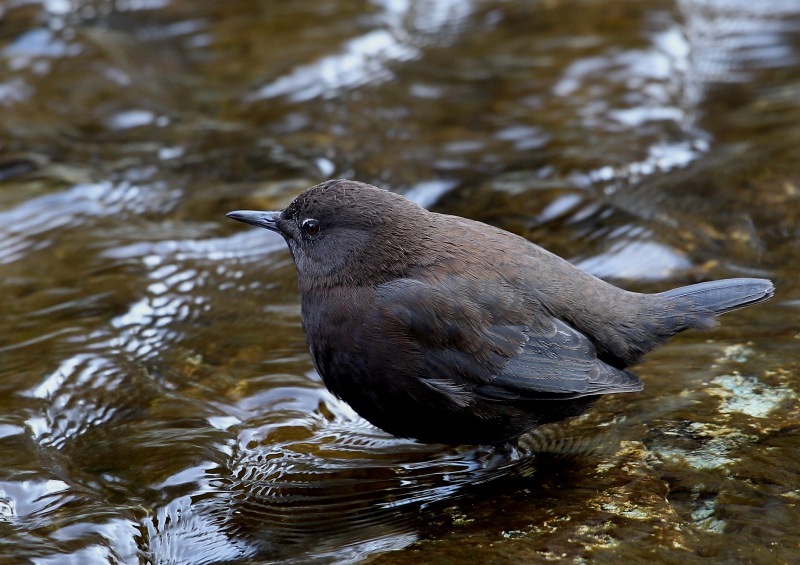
[
  {"xmin": 305, "ymin": 308, "xmax": 597, "ymax": 445},
  {"xmin": 316, "ymin": 359, "xmax": 593, "ymax": 445}
]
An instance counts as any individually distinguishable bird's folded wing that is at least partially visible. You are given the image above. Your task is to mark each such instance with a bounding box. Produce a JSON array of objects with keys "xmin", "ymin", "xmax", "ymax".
[{"xmin": 376, "ymin": 277, "xmax": 642, "ymax": 400}]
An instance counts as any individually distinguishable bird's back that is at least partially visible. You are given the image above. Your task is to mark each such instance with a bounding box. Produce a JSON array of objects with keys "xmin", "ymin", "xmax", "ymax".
[{"xmin": 420, "ymin": 212, "xmax": 772, "ymax": 369}]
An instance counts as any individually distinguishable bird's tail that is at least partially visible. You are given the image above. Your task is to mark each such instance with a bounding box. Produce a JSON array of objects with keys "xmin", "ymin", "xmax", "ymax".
[{"xmin": 662, "ymin": 278, "xmax": 774, "ymax": 316}]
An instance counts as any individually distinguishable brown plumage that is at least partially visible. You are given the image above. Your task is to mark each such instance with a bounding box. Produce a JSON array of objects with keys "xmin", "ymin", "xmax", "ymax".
[{"xmin": 227, "ymin": 179, "xmax": 774, "ymax": 446}]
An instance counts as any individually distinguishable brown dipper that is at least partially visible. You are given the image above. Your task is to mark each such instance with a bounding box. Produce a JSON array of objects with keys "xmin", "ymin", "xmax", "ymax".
[{"xmin": 227, "ymin": 179, "xmax": 774, "ymax": 446}]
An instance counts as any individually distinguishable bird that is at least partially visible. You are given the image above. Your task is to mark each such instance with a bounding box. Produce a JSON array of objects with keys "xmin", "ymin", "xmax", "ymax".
[{"xmin": 227, "ymin": 179, "xmax": 774, "ymax": 447}]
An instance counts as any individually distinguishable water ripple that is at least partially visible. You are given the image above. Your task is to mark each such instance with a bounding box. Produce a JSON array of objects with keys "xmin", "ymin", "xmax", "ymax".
[
  {"xmin": 0, "ymin": 178, "xmax": 181, "ymax": 265},
  {"xmin": 249, "ymin": 0, "xmax": 474, "ymax": 102},
  {"xmin": 143, "ymin": 389, "xmax": 533, "ymax": 564}
]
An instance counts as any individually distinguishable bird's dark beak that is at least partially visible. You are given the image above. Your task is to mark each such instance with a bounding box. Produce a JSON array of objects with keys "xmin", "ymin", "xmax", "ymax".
[{"xmin": 226, "ymin": 210, "xmax": 281, "ymax": 233}]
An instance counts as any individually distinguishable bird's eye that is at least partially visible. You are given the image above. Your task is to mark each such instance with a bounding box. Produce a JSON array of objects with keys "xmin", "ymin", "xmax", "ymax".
[{"xmin": 302, "ymin": 218, "xmax": 321, "ymax": 238}]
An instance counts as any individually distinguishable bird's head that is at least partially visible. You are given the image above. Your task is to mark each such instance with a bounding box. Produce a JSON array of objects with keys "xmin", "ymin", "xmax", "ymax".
[{"xmin": 227, "ymin": 179, "xmax": 431, "ymax": 289}]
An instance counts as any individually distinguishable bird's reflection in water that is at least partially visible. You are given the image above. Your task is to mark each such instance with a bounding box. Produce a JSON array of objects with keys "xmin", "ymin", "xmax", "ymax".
[{"xmin": 143, "ymin": 399, "xmax": 622, "ymax": 564}]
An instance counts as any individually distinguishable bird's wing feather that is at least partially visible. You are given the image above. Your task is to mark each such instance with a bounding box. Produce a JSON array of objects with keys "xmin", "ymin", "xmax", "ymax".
[{"xmin": 376, "ymin": 277, "xmax": 641, "ymax": 399}]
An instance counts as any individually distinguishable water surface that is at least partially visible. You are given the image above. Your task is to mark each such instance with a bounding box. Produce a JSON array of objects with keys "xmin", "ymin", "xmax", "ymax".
[{"xmin": 1, "ymin": 1, "xmax": 799, "ymax": 563}]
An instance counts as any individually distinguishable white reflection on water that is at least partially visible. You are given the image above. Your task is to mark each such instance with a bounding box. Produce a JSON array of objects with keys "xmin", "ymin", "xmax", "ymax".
[
  {"xmin": 0, "ymin": 77, "xmax": 33, "ymax": 105},
  {"xmin": 404, "ymin": 179, "xmax": 458, "ymax": 208},
  {"xmin": 679, "ymin": 0, "xmax": 800, "ymax": 82},
  {"xmin": 553, "ymin": 26, "xmax": 695, "ymax": 132},
  {"xmin": 250, "ymin": 0, "xmax": 474, "ymax": 102},
  {"xmin": 575, "ymin": 239, "xmax": 692, "ymax": 281},
  {"xmin": 574, "ymin": 139, "xmax": 710, "ymax": 198},
  {"xmin": 0, "ymin": 179, "xmax": 182, "ymax": 265},
  {"xmin": 2, "ymin": 28, "xmax": 81, "ymax": 70},
  {"xmin": 106, "ymin": 109, "xmax": 157, "ymax": 130},
  {"xmin": 253, "ymin": 30, "xmax": 417, "ymax": 102}
]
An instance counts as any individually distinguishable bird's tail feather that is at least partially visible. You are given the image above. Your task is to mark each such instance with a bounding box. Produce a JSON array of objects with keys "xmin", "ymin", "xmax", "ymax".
[{"xmin": 662, "ymin": 278, "xmax": 774, "ymax": 316}]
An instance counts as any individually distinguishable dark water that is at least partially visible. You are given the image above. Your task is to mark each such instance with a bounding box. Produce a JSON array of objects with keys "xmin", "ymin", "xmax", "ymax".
[{"xmin": 1, "ymin": 0, "xmax": 799, "ymax": 563}]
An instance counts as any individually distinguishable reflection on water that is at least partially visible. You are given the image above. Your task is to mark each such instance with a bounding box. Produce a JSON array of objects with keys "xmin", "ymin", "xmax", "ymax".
[
  {"xmin": 143, "ymin": 403, "xmax": 526, "ymax": 564},
  {"xmin": 250, "ymin": 0, "xmax": 473, "ymax": 102},
  {"xmin": 1, "ymin": 0, "xmax": 799, "ymax": 563}
]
